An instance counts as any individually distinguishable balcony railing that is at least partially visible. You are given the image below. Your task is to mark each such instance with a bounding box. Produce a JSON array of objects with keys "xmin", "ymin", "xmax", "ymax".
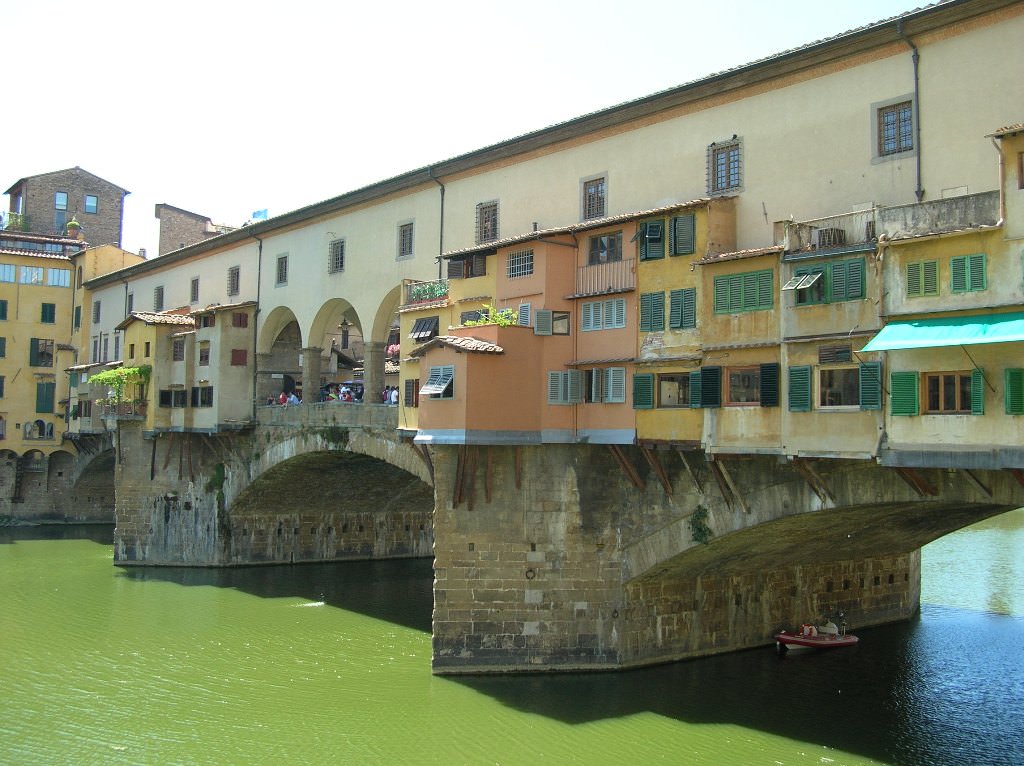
[
  {"xmin": 403, "ymin": 278, "xmax": 449, "ymax": 306},
  {"xmin": 1, "ymin": 211, "xmax": 31, "ymax": 232},
  {"xmin": 575, "ymin": 256, "xmax": 636, "ymax": 296},
  {"xmin": 101, "ymin": 400, "xmax": 147, "ymax": 418},
  {"xmin": 782, "ymin": 191, "xmax": 1000, "ymax": 254}
]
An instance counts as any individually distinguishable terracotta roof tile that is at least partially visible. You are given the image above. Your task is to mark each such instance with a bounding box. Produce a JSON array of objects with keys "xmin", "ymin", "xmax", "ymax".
[
  {"xmin": 696, "ymin": 246, "xmax": 783, "ymax": 265},
  {"xmin": 407, "ymin": 335, "xmax": 504, "ymax": 358}
]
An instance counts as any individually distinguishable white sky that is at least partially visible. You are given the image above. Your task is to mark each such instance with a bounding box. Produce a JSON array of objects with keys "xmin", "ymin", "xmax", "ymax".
[{"xmin": 4, "ymin": 0, "xmax": 926, "ymax": 256}]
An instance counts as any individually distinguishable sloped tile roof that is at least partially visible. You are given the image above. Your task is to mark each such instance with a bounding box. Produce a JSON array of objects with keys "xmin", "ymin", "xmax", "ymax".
[
  {"xmin": 696, "ymin": 246, "xmax": 783, "ymax": 265},
  {"xmin": 407, "ymin": 335, "xmax": 504, "ymax": 358}
]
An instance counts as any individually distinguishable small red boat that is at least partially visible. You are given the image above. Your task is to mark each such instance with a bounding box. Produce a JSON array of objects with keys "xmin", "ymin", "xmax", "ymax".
[{"xmin": 775, "ymin": 621, "xmax": 859, "ymax": 651}]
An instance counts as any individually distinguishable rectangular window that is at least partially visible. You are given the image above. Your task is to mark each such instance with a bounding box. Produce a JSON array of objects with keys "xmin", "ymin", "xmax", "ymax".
[
  {"xmin": 227, "ymin": 266, "xmax": 240, "ymax": 296},
  {"xmin": 29, "ymin": 338, "xmax": 54, "ymax": 367},
  {"xmin": 55, "ymin": 192, "xmax": 68, "ymax": 211},
  {"xmin": 47, "ymin": 268, "xmax": 70, "ymax": 287},
  {"xmin": 41, "ymin": 303, "xmax": 56, "ymax": 324},
  {"xmin": 819, "ymin": 367, "xmax": 860, "ymax": 407},
  {"xmin": 129, "ymin": 343, "xmax": 135, "ymax": 359},
  {"xmin": 588, "ymin": 232, "xmax": 622, "ymax": 264},
  {"xmin": 714, "ymin": 270, "xmax": 773, "ymax": 313},
  {"xmin": 398, "ymin": 223, "xmax": 414, "ymax": 258},
  {"xmin": 582, "ymin": 176, "xmax": 606, "ymax": 220},
  {"xmin": 190, "ymin": 277, "xmax": 200, "ymax": 303},
  {"xmin": 154, "ymin": 285, "xmax": 164, "ymax": 311},
  {"xmin": 475, "ymin": 201, "xmax": 498, "ymax": 244},
  {"xmin": 0, "ymin": 300, "xmax": 6, "ymax": 320},
  {"xmin": 581, "ymin": 298, "xmax": 626, "ymax": 331},
  {"xmin": 906, "ymin": 260, "xmax": 939, "ymax": 297},
  {"xmin": 172, "ymin": 338, "xmax": 185, "ymax": 361},
  {"xmin": 639, "ymin": 292, "xmax": 665, "ymax": 332},
  {"xmin": 127, "ymin": 293, "xmax": 134, "ymax": 314},
  {"xmin": 328, "ymin": 240, "xmax": 345, "ymax": 273},
  {"xmin": 0, "ymin": 265, "xmax": 13, "ymax": 282},
  {"xmin": 231, "ymin": 312, "xmax": 249, "ymax": 328},
  {"xmin": 73, "ymin": 305, "xmax": 81, "ymax": 329},
  {"xmin": 507, "ymin": 249, "xmax": 534, "ymax": 279},
  {"xmin": 878, "ymin": 101, "xmax": 914, "ymax": 156},
  {"xmin": 114, "ymin": 334, "xmax": 121, "ymax": 361},
  {"xmin": 144, "ymin": 341, "xmax": 151, "ymax": 357},
  {"xmin": 448, "ymin": 253, "xmax": 487, "ymax": 279},
  {"xmin": 670, "ymin": 214, "xmax": 696, "ymax": 256},
  {"xmin": 0, "ymin": 337, "xmax": 5, "ymax": 357},
  {"xmin": 199, "ymin": 314, "xmax": 215, "ymax": 329},
  {"xmin": 658, "ymin": 373, "xmax": 690, "ymax": 407},
  {"xmin": 403, "ymin": 378, "xmax": 419, "ymax": 408},
  {"xmin": 159, "ymin": 389, "xmax": 189, "ymax": 408},
  {"xmin": 230, "ymin": 349, "xmax": 248, "ymax": 366},
  {"xmin": 534, "ymin": 309, "xmax": 570, "ymax": 336},
  {"xmin": 422, "ymin": 365, "xmax": 455, "ymax": 399},
  {"xmin": 20, "ymin": 266, "xmax": 43, "ymax": 284},
  {"xmin": 102, "ymin": 336, "xmax": 109, "ymax": 362},
  {"xmin": 0, "ymin": 375, "xmax": 5, "ymax": 398},
  {"xmin": 636, "ymin": 220, "xmax": 665, "ymax": 261},
  {"xmin": 92, "ymin": 300, "xmax": 101, "ymax": 323},
  {"xmin": 276, "ymin": 255, "xmax": 288, "ymax": 285},
  {"xmin": 924, "ymin": 371, "xmax": 980, "ymax": 414},
  {"xmin": 950, "ymin": 253, "xmax": 986, "ymax": 293},
  {"xmin": 199, "ymin": 345, "xmax": 210, "ymax": 366},
  {"xmin": 85, "ymin": 195, "xmax": 98, "ymax": 214},
  {"xmin": 726, "ymin": 366, "xmax": 761, "ymax": 405},
  {"xmin": 669, "ymin": 288, "xmax": 697, "ymax": 329},
  {"xmin": 708, "ymin": 139, "xmax": 742, "ymax": 194},
  {"xmin": 192, "ymin": 385, "xmax": 215, "ymax": 409},
  {"xmin": 547, "ymin": 370, "xmax": 583, "ymax": 405},
  {"xmin": 788, "ymin": 259, "xmax": 865, "ymax": 305}
]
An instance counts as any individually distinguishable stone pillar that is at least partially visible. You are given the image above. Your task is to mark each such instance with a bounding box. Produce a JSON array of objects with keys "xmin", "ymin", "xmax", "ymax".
[
  {"xmin": 301, "ymin": 347, "xmax": 323, "ymax": 402},
  {"xmin": 255, "ymin": 353, "xmax": 276, "ymax": 404},
  {"xmin": 363, "ymin": 341, "xmax": 386, "ymax": 403}
]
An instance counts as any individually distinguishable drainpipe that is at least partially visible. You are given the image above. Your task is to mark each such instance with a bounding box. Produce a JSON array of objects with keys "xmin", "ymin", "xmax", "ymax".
[
  {"xmin": 991, "ymin": 138, "xmax": 1006, "ymax": 226},
  {"xmin": 429, "ymin": 167, "xmax": 445, "ymax": 279},
  {"xmin": 251, "ymin": 234, "xmax": 263, "ymax": 421},
  {"xmin": 897, "ymin": 21, "xmax": 924, "ymax": 202}
]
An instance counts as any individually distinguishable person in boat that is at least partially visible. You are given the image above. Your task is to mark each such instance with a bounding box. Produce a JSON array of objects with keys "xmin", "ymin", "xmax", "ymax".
[{"xmin": 820, "ymin": 618, "xmax": 839, "ymax": 636}]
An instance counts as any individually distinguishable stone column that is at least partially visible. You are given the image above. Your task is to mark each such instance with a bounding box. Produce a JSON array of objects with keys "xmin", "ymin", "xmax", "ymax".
[
  {"xmin": 301, "ymin": 347, "xmax": 323, "ymax": 402},
  {"xmin": 363, "ymin": 341, "xmax": 386, "ymax": 404},
  {"xmin": 255, "ymin": 352, "xmax": 275, "ymax": 404}
]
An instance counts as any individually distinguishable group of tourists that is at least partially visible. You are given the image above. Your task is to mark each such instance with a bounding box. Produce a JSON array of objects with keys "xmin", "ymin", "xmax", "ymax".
[
  {"xmin": 273, "ymin": 391, "xmax": 301, "ymax": 406},
  {"xmin": 320, "ymin": 382, "xmax": 360, "ymax": 403},
  {"xmin": 381, "ymin": 386, "xmax": 399, "ymax": 405}
]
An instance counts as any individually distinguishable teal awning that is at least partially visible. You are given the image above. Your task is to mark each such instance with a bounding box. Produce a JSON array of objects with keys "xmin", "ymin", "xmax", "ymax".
[{"xmin": 861, "ymin": 312, "xmax": 1024, "ymax": 351}]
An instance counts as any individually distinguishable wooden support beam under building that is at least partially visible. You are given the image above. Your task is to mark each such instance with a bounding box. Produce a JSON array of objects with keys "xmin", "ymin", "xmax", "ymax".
[
  {"xmin": 791, "ymin": 457, "xmax": 836, "ymax": 506},
  {"xmin": 709, "ymin": 457, "xmax": 750, "ymax": 514},
  {"xmin": 640, "ymin": 446, "xmax": 672, "ymax": 495},
  {"xmin": 675, "ymin": 448, "xmax": 704, "ymax": 494},
  {"xmin": 607, "ymin": 445, "xmax": 644, "ymax": 490},
  {"xmin": 893, "ymin": 466, "xmax": 938, "ymax": 497},
  {"xmin": 959, "ymin": 468, "xmax": 992, "ymax": 498}
]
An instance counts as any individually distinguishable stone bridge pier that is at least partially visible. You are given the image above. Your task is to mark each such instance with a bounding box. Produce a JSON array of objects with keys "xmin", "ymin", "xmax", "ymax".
[
  {"xmin": 111, "ymin": 404, "xmax": 434, "ymax": 566},
  {"xmin": 430, "ymin": 444, "xmax": 1022, "ymax": 673}
]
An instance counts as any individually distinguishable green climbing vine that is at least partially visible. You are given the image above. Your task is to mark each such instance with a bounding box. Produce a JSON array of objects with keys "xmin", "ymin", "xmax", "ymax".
[
  {"xmin": 88, "ymin": 365, "xmax": 151, "ymax": 403},
  {"xmin": 689, "ymin": 505, "xmax": 713, "ymax": 545}
]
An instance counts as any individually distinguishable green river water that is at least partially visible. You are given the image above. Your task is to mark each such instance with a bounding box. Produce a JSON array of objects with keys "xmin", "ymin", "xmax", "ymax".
[{"xmin": 1, "ymin": 510, "xmax": 1022, "ymax": 766}]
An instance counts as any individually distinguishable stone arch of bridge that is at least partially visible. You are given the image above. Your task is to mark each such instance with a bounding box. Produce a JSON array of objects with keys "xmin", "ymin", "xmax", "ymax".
[{"xmin": 222, "ymin": 437, "xmax": 434, "ymax": 565}]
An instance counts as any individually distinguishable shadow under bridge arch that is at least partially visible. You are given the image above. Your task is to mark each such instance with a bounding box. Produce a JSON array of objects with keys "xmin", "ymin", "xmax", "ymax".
[{"xmin": 223, "ymin": 450, "xmax": 435, "ymax": 565}]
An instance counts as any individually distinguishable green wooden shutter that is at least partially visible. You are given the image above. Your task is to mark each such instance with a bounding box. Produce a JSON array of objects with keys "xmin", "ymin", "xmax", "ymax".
[
  {"xmin": 906, "ymin": 262, "xmax": 922, "ymax": 297},
  {"xmin": 0, "ymin": 300, "xmax": 7, "ymax": 320},
  {"xmin": 713, "ymin": 276, "xmax": 730, "ymax": 313},
  {"xmin": 967, "ymin": 253, "xmax": 986, "ymax": 291},
  {"xmin": 651, "ymin": 293, "xmax": 664, "ymax": 331},
  {"xmin": 922, "ymin": 260, "xmax": 938, "ymax": 295},
  {"xmin": 741, "ymin": 272, "xmax": 759, "ymax": 310},
  {"xmin": 759, "ymin": 363, "xmax": 779, "ymax": 407},
  {"xmin": 951, "ymin": 256, "xmax": 968, "ymax": 293},
  {"xmin": 845, "ymin": 259, "xmax": 864, "ymax": 299},
  {"xmin": 633, "ymin": 373, "xmax": 654, "ymax": 409},
  {"xmin": 1005, "ymin": 369, "xmax": 1024, "ymax": 414},
  {"xmin": 757, "ymin": 270, "xmax": 773, "ymax": 308},
  {"xmin": 970, "ymin": 368, "xmax": 985, "ymax": 415},
  {"xmin": 669, "ymin": 288, "xmax": 696, "ymax": 329},
  {"xmin": 36, "ymin": 382, "xmax": 55, "ymax": 413},
  {"xmin": 670, "ymin": 214, "xmax": 696, "ymax": 255},
  {"xmin": 700, "ymin": 366, "xmax": 721, "ymax": 407},
  {"xmin": 639, "ymin": 294, "xmax": 656, "ymax": 331},
  {"xmin": 859, "ymin": 361, "xmax": 882, "ymax": 410},
  {"xmin": 788, "ymin": 365, "xmax": 812, "ymax": 411},
  {"xmin": 830, "ymin": 261, "xmax": 847, "ymax": 301},
  {"xmin": 890, "ymin": 371, "xmax": 920, "ymax": 416},
  {"xmin": 29, "ymin": 338, "xmax": 40, "ymax": 366},
  {"xmin": 689, "ymin": 370, "xmax": 702, "ymax": 408}
]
